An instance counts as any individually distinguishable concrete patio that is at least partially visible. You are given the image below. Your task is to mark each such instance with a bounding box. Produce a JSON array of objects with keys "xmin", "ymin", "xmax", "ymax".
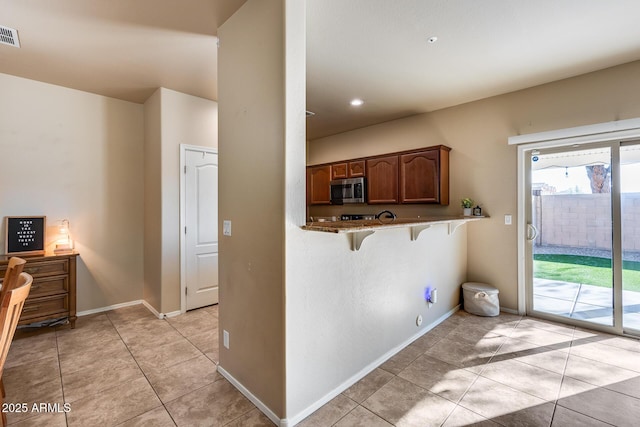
[{"xmin": 533, "ymin": 278, "xmax": 640, "ymax": 331}]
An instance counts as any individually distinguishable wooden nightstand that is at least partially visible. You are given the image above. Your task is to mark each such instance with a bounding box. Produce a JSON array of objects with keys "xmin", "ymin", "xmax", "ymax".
[{"xmin": 0, "ymin": 253, "xmax": 78, "ymax": 329}]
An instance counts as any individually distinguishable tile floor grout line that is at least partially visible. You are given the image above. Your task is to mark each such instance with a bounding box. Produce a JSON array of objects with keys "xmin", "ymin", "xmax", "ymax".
[
  {"xmin": 467, "ymin": 314, "xmax": 521, "ymax": 377},
  {"xmin": 437, "ymin": 401, "xmax": 462, "ymax": 427},
  {"xmin": 163, "ymin": 316, "xmax": 220, "ymax": 367},
  {"xmin": 319, "ymin": 395, "xmax": 355, "ymax": 427},
  {"xmin": 222, "ymin": 407, "xmax": 273, "ymax": 427},
  {"xmin": 355, "ymin": 401, "xmax": 397, "ymax": 427},
  {"xmin": 548, "ymin": 329, "xmax": 574, "ymax": 427},
  {"xmin": 565, "ymin": 344, "xmax": 640, "ymax": 375},
  {"xmin": 441, "ymin": 315, "xmax": 526, "ymax": 425},
  {"xmin": 104, "ymin": 312, "xmax": 179, "ymax": 427},
  {"xmin": 160, "ymin": 311, "xmax": 228, "ymax": 425},
  {"xmin": 54, "ymin": 325, "xmax": 71, "ymax": 427},
  {"xmin": 117, "ymin": 310, "xmax": 228, "ymax": 425}
]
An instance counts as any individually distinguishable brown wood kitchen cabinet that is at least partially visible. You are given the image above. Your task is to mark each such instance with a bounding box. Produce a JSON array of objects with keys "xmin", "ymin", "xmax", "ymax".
[
  {"xmin": 400, "ymin": 146, "xmax": 450, "ymax": 205},
  {"xmin": 0, "ymin": 252, "xmax": 78, "ymax": 328},
  {"xmin": 331, "ymin": 160, "xmax": 366, "ymax": 179},
  {"xmin": 307, "ymin": 164, "xmax": 331, "ymax": 205},
  {"xmin": 366, "ymin": 155, "xmax": 399, "ymax": 204},
  {"xmin": 307, "ymin": 144, "xmax": 450, "ymax": 206}
]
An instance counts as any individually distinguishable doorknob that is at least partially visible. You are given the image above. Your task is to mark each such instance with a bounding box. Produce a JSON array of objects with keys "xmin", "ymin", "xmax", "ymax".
[{"xmin": 527, "ymin": 223, "xmax": 539, "ymax": 241}]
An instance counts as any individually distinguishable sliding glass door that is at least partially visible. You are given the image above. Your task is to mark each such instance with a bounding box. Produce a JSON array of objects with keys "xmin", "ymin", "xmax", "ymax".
[
  {"xmin": 621, "ymin": 144, "xmax": 640, "ymax": 333},
  {"xmin": 525, "ymin": 141, "xmax": 640, "ymax": 335},
  {"xmin": 528, "ymin": 146, "xmax": 614, "ymax": 327}
]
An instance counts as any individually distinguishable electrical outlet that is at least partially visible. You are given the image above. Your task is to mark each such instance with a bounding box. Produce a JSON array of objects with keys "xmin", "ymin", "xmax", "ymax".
[
  {"xmin": 416, "ymin": 315, "xmax": 423, "ymax": 326},
  {"xmin": 223, "ymin": 220, "xmax": 232, "ymax": 236},
  {"xmin": 504, "ymin": 215, "xmax": 512, "ymax": 225},
  {"xmin": 223, "ymin": 330, "xmax": 230, "ymax": 349}
]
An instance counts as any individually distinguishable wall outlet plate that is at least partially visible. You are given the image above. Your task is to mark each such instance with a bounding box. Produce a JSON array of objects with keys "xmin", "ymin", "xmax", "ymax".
[
  {"xmin": 223, "ymin": 330, "xmax": 230, "ymax": 349},
  {"xmin": 223, "ymin": 220, "xmax": 232, "ymax": 236},
  {"xmin": 416, "ymin": 315, "xmax": 423, "ymax": 326}
]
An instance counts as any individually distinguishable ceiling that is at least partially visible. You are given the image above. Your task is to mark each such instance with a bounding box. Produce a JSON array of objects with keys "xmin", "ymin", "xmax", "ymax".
[
  {"xmin": 0, "ymin": 0, "xmax": 245, "ymax": 103},
  {"xmin": 3, "ymin": 1, "xmax": 640, "ymax": 140}
]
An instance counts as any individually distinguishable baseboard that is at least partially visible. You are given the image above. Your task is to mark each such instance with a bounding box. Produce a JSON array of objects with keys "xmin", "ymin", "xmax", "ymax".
[
  {"xmin": 141, "ymin": 301, "xmax": 181, "ymax": 319},
  {"xmin": 163, "ymin": 310, "xmax": 182, "ymax": 318},
  {"xmin": 217, "ymin": 366, "xmax": 286, "ymax": 426},
  {"xmin": 500, "ymin": 307, "xmax": 520, "ymax": 315},
  {"xmin": 77, "ymin": 300, "xmax": 143, "ymax": 317},
  {"xmin": 286, "ymin": 305, "xmax": 461, "ymax": 425},
  {"xmin": 77, "ymin": 300, "xmax": 182, "ymax": 320},
  {"xmin": 141, "ymin": 300, "xmax": 163, "ymax": 319}
]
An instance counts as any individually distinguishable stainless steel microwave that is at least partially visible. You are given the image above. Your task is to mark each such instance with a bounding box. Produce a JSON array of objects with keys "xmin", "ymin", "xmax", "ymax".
[{"xmin": 330, "ymin": 177, "xmax": 366, "ymax": 204}]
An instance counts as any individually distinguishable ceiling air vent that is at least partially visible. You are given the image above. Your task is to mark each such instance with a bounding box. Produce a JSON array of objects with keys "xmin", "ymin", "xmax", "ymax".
[{"xmin": 0, "ymin": 25, "xmax": 20, "ymax": 48}]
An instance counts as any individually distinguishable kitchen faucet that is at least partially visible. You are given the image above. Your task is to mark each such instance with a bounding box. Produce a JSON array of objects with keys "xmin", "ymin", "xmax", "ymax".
[{"xmin": 375, "ymin": 210, "xmax": 397, "ymax": 220}]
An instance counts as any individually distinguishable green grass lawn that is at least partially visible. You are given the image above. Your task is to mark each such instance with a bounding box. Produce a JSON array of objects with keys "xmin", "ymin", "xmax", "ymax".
[{"xmin": 534, "ymin": 254, "xmax": 640, "ymax": 292}]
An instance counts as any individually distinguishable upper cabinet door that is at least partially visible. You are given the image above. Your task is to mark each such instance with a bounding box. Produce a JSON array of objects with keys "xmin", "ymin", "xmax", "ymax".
[
  {"xmin": 348, "ymin": 160, "xmax": 366, "ymax": 177},
  {"xmin": 307, "ymin": 165, "xmax": 332, "ymax": 205},
  {"xmin": 366, "ymin": 155, "xmax": 399, "ymax": 204},
  {"xmin": 331, "ymin": 163, "xmax": 348, "ymax": 179},
  {"xmin": 400, "ymin": 147, "xmax": 449, "ymax": 205},
  {"xmin": 332, "ymin": 161, "xmax": 365, "ymax": 179}
]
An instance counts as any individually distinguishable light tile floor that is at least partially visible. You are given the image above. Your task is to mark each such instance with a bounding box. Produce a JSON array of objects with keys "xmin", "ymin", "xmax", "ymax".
[{"xmin": 4, "ymin": 305, "xmax": 640, "ymax": 426}]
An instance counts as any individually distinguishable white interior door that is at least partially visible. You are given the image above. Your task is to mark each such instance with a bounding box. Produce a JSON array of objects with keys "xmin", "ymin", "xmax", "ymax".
[{"xmin": 185, "ymin": 148, "xmax": 219, "ymax": 310}]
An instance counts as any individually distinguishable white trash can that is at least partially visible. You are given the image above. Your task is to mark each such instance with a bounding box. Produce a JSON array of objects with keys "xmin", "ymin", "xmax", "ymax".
[{"xmin": 462, "ymin": 282, "xmax": 500, "ymax": 317}]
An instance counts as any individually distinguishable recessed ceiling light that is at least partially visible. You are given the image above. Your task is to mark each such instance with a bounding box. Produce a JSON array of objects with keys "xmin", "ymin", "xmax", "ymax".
[
  {"xmin": 350, "ymin": 98, "xmax": 364, "ymax": 107},
  {"xmin": 428, "ymin": 36, "xmax": 438, "ymax": 44}
]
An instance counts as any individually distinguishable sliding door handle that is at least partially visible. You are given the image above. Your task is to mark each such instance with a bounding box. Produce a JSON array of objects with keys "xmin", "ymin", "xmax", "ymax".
[{"xmin": 527, "ymin": 223, "xmax": 539, "ymax": 241}]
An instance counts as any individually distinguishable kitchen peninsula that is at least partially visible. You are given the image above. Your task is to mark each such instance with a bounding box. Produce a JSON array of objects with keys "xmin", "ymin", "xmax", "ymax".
[{"xmin": 302, "ymin": 215, "xmax": 486, "ymax": 250}]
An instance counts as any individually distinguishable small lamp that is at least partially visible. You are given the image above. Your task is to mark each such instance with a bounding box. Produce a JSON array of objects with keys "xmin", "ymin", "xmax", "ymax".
[{"xmin": 54, "ymin": 219, "xmax": 74, "ymax": 254}]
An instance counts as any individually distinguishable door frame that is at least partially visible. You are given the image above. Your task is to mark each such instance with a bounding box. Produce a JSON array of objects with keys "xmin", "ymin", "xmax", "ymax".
[
  {"xmin": 512, "ymin": 118, "xmax": 640, "ymax": 334},
  {"xmin": 179, "ymin": 144, "xmax": 218, "ymax": 314}
]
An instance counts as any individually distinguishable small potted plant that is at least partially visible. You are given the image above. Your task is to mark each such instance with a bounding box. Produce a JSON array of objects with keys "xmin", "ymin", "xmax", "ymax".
[{"xmin": 461, "ymin": 197, "xmax": 474, "ymax": 216}]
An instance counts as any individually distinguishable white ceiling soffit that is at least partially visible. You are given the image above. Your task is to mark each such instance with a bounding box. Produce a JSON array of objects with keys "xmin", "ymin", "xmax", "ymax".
[
  {"xmin": 0, "ymin": 0, "xmax": 246, "ymax": 103},
  {"xmin": 305, "ymin": 0, "xmax": 640, "ymax": 140}
]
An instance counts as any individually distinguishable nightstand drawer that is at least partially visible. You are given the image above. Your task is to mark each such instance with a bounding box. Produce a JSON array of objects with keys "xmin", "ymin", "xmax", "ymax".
[
  {"xmin": 28, "ymin": 276, "xmax": 69, "ymax": 298},
  {"xmin": 23, "ymin": 259, "xmax": 69, "ymax": 278},
  {"xmin": 20, "ymin": 294, "xmax": 69, "ymax": 322}
]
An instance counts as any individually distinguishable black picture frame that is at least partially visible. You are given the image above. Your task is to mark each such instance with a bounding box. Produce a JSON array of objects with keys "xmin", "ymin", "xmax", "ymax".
[{"xmin": 4, "ymin": 216, "xmax": 47, "ymax": 255}]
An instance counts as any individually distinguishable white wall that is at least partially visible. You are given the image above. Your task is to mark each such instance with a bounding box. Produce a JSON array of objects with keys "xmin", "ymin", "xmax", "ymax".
[
  {"xmin": 286, "ymin": 225, "xmax": 467, "ymax": 422},
  {"xmin": 143, "ymin": 89, "xmax": 162, "ymax": 310},
  {"xmin": 144, "ymin": 87, "xmax": 218, "ymax": 314},
  {"xmin": 0, "ymin": 73, "xmax": 144, "ymax": 311},
  {"xmin": 218, "ymin": 0, "xmax": 288, "ymax": 417}
]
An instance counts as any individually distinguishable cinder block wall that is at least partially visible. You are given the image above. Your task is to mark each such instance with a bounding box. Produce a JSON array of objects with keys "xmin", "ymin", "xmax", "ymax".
[{"xmin": 535, "ymin": 193, "xmax": 640, "ymax": 252}]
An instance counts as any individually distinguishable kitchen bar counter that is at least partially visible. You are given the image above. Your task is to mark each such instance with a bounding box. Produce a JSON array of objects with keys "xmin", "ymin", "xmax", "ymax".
[{"xmin": 302, "ymin": 216, "xmax": 487, "ymax": 250}]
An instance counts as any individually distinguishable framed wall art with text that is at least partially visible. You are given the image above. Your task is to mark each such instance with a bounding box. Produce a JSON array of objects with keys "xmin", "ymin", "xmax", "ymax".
[{"xmin": 4, "ymin": 216, "xmax": 46, "ymax": 255}]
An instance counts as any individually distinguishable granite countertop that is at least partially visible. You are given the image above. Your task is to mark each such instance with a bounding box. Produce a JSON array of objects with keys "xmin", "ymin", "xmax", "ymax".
[{"xmin": 302, "ymin": 215, "xmax": 486, "ymax": 233}]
